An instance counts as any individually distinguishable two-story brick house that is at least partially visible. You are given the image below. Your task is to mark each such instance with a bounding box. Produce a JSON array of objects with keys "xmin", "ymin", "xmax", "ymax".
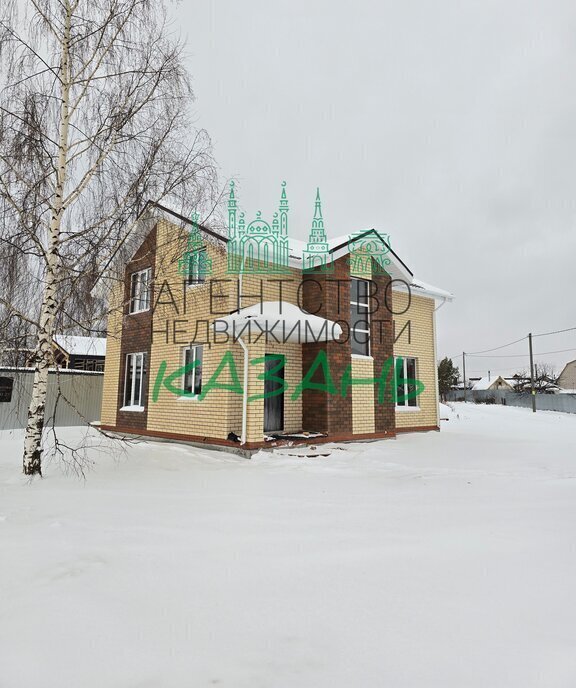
[{"xmin": 100, "ymin": 189, "xmax": 452, "ymax": 449}]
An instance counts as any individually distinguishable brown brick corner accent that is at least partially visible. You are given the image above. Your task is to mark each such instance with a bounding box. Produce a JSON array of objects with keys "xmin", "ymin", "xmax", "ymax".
[
  {"xmin": 395, "ymin": 425, "xmax": 440, "ymax": 433},
  {"xmin": 116, "ymin": 225, "xmax": 157, "ymax": 432},
  {"xmin": 301, "ymin": 256, "xmax": 352, "ymax": 435},
  {"xmin": 371, "ymin": 265, "xmax": 395, "ymax": 434},
  {"xmin": 100, "ymin": 424, "xmax": 397, "ymax": 453}
]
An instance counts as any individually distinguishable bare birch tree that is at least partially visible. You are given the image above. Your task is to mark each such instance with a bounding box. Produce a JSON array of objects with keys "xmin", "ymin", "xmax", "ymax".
[{"xmin": 0, "ymin": 0, "xmax": 217, "ymax": 475}]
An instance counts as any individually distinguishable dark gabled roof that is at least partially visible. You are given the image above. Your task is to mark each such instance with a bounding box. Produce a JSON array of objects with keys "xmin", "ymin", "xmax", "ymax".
[
  {"xmin": 328, "ymin": 227, "xmax": 414, "ymax": 281},
  {"xmin": 149, "ymin": 201, "xmax": 228, "ymax": 244}
]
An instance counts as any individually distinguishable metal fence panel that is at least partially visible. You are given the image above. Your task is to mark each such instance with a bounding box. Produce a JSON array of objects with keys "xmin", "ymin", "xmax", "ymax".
[
  {"xmin": 0, "ymin": 368, "xmax": 104, "ymax": 430},
  {"xmin": 446, "ymin": 389, "xmax": 576, "ymax": 414}
]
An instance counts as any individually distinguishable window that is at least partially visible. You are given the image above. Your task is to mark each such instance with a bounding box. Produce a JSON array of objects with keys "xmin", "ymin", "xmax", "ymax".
[
  {"xmin": 187, "ymin": 250, "xmax": 206, "ymax": 285},
  {"xmin": 123, "ymin": 353, "xmax": 145, "ymax": 408},
  {"xmin": 0, "ymin": 376, "xmax": 14, "ymax": 403},
  {"xmin": 395, "ymin": 356, "xmax": 418, "ymax": 407},
  {"xmin": 350, "ymin": 278, "xmax": 371, "ymax": 356},
  {"xmin": 130, "ymin": 268, "xmax": 151, "ymax": 313},
  {"xmin": 182, "ymin": 345, "xmax": 203, "ymax": 396}
]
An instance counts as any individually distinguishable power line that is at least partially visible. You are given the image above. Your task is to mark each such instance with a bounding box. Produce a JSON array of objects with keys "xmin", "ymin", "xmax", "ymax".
[
  {"xmin": 446, "ymin": 324, "xmax": 576, "ymax": 360},
  {"xmin": 468, "ymin": 352, "xmax": 529, "ymax": 359},
  {"xmin": 466, "ymin": 365, "xmax": 526, "ymax": 373},
  {"xmin": 532, "ymin": 326, "xmax": 576, "ymax": 338},
  {"xmin": 466, "ymin": 336, "xmax": 527, "ymax": 355},
  {"xmin": 533, "ymin": 347, "xmax": 576, "ymax": 357},
  {"xmin": 467, "ymin": 346, "xmax": 576, "ymax": 359},
  {"xmin": 445, "ymin": 336, "xmax": 527, "ymax": 359}
]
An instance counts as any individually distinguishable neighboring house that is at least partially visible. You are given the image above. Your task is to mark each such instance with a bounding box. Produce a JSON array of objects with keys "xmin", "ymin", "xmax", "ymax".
[
  {"xmin": 100, "ymin": 192, "xmax": 453, "ymax": 449},
  {"xmin": 556, "ymin": 359, "xmax": 576, "ymax": 392},
  {"xmin": 0, "ymin": 335, "xmax": 106, "ymax": 371},
  {"xmin": 472, "ymin": 375, "xmax": 514, "ymax": 392},
  {"xmin": 52, "ymin": 335, "xmax": 106, "ymax": 371}
]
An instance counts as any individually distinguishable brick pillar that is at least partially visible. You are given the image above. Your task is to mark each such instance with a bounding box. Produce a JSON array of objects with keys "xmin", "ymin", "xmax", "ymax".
[
  {"xmin": 244, "ymin": 340, "xmax": 266, "ymax": 444},
  {"xmin": 371, "ymin": 267, "xmax": 395, "ymax": 435},
  {"xmin": 301, "ymin": 256, "xmax": 352, "ymax": 435}
]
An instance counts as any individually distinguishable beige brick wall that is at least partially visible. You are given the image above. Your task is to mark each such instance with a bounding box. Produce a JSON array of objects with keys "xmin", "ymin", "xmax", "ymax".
[
  {"xmin": 147, "ymin": 219, "xmax": 238, "ymax": 440},
  {"xmin": 145, "ymin": 220, "xmax": 304, "ymax": 442},
  {"xmin": 101, "ymin": 281, "xmax": 123, "ymax": 426},
  {"xmin": 393, "ymin": 290, "xmax": 439, "ymax": 429},
  {"xmin": 351, "ymin": 356, "xmax": 376, "ymax": 434}
]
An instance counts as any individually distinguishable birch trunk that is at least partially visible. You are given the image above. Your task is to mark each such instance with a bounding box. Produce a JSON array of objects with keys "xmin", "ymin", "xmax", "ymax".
[{"xmin": 23, "ymin": 2, "xmax": 72, "ymax": 476}]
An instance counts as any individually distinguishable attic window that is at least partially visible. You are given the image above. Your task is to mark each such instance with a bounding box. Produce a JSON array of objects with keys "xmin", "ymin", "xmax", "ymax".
[{"xmin": 187, "ymin": 249, "xmax": 207, "ymax": 285}]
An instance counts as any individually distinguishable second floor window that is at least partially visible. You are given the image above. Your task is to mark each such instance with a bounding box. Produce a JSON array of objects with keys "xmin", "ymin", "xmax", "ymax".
[
  {"xmin": 350, "ymin": 278, "xmax": 370, "ymax": 356},
  {"xmin": 130, "ymin": 268, "xmax": 151, "ymax": 313},
  {"xmin": 182, "ymin": 345, "xmax": 203, "ymax": 396}
]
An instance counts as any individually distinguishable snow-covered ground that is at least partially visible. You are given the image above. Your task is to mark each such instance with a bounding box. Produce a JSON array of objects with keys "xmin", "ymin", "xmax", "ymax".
[{"xmin": 1, "ymin": 403, "xmax": 576, "ymax": 687}]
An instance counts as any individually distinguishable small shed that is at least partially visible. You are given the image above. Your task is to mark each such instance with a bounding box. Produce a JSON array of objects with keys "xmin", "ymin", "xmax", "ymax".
[
  {"xmin": 53, "ymin": 335, "xmax": 106, "ymax": 371},
  {"xmin": 472, "ymin": 375, "xmax": 514, "ymax": 392},
  {"xmin": 557, "ymin": 359, "xmax": 576, "ymax": 392}
]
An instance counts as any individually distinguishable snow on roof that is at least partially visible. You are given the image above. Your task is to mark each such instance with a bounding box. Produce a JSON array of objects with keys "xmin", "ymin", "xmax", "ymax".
[
  {"xmin": 410, "ymin": 278, "xmax": 453, "ymax": 301},
  {"xmin": 53, "ymin": 335, "xmax": 106, "ymax": 357},
  {"xmin": 288, "ymin": 237, "xmax": 307, "ymax": 260},
  {"xmin": 292, "ymin": 230, "xmax": 451, "ymax": 299},
  {"xmin": 472, "ymin": 375, "xmax": 513, "ymax": 391}
]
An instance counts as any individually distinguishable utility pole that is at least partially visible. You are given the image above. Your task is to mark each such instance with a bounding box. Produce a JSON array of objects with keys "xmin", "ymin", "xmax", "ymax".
[
  {"xmin": 528, "ymin": 333, "xmax": 536, "ymax": 413},
  {"xmin": 462, "ymin": 351, "xmax": 466, "ymax": 402}
]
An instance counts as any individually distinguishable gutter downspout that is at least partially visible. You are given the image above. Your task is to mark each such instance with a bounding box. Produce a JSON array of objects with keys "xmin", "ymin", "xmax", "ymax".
[
  {"xmin": 238, "ymin": 335, "xmax": 249, "ymax": 445},
  {"xmin": 433, "ymin": 296, "xmax": 447, "ymax": 426},
  {"xmin": 238, "ymin": 256, "xmax": 249, "ymax": 445}
]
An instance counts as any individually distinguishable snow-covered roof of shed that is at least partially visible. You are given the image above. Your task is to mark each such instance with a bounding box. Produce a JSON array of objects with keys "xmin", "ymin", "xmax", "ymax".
[
  {"xmin": 53, "ymin": 335, "xmax": 106, "ymax": 357},
  {"xmin": 472, "ymin": 375, "xmax": 513, "ymax": 391}
]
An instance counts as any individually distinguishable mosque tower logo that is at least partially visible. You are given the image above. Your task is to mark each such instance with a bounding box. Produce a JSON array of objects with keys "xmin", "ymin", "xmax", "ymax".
[
  {"xmin": 302, "ymin": 188, "xmax": 333, "ymax": 272},
  {"xmin": 227, "ymin": 181, "xmax": 290, "ymax": 274}
]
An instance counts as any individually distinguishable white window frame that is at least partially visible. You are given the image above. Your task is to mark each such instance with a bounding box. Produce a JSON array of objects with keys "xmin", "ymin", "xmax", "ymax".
[
  {"xmin": 129, "ymin": 268, "xmax": 151, "ymax": 313},
  {"xmin": 180, "ymin": 345, "xmax": 203, "ymax": 398},
  {"xmin": 122, "ymin": 352, "xmax": 145, "ymax": 410},
  {"xmin": 350, "ymin": 277, "xmax": 371, "ymax": 357},
  {"xmin": 186, "ymin": 249, "xmax": 206, "ymax": 286},
  {"xmin": 395, "ymin": 356, "xmax": 419, "ymax": 409}
]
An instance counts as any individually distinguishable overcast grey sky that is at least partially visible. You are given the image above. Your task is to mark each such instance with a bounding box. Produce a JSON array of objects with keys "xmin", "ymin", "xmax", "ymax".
[{"xmin": 172, "ymin": 0, "xmax": 576, "ymax": 376}]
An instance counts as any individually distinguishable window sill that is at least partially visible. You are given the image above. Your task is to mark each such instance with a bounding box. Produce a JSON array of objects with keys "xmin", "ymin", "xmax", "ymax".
[
  {"xmin": 177, "ymin": 394, "xmax": 201, "ymax": 401},
  {"xmin": 119, "ymin": 405, "xmax": 145, "ymax": 412},
  {"xmin": 186, "ymin": 282, "xmax": 206, "ymax": 288},
  {"xmin": 351, "ymin": 354, "xmax": 373, "ymax": 360},
  {"xmin": 128, "ymin": 308, "xmax": 150, "ymax": 315},
  {"xmin": 396, "ymin": 406, "xmax": 421, "ymax": 412}
]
